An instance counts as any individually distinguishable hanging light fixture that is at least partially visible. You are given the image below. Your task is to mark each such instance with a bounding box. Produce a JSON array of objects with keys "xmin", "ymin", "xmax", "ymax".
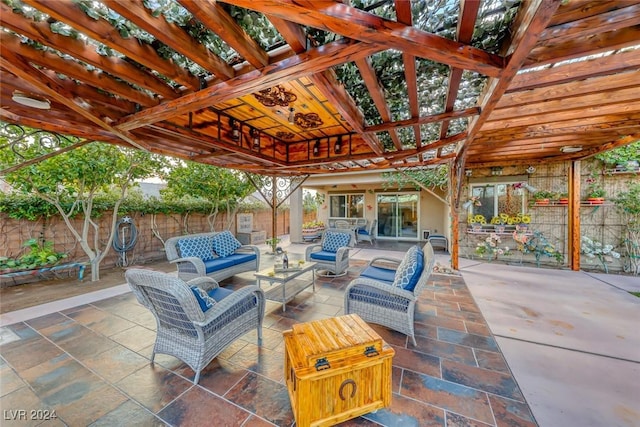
[
  {"xmin": 288, "ymin": 107, "xmax": 295, "ymax": 124},
  {"xmin": 251, "ymin": 128, "xmax": 260, "ymax": 150},
  {"xmin": 334, "ymin": 135, "xmax": 342, "ymax": 154},
  {"xmin": 12, "ymin": 91, "xmax": 50, "ymax": 110},
  {"xmin": 313, "ymin": 139, "xmax": 320, "ymax": 156},
  {"xmin": 229, "ymin": 117, "xmax": 240, "ymax": 141}
]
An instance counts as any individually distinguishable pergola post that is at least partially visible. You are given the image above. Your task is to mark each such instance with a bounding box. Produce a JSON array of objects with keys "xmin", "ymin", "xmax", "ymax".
[{"xmin": 568, "ymin": 160, "xmax": 581, "ymax": 271}]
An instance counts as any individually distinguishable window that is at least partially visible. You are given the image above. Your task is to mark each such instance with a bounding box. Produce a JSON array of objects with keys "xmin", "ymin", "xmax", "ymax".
[
  {"xmin": 329, "ymin": 194, "xmax": 364, "ymax": 218},
  {"xmin": 469, "ymin": 183, "xmax": 526, "ymax": 219}
]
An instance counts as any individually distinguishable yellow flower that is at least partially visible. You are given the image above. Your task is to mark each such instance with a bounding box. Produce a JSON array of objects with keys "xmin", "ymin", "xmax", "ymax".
[{"xmin": 521, "ymin": 215, "xmax": 531, "ymax": 224}]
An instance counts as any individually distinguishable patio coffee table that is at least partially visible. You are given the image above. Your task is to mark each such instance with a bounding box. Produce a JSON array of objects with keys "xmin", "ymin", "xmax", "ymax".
[{"xmin": 254, "ymin": 261, "xmax": 316, "ymax": 311}]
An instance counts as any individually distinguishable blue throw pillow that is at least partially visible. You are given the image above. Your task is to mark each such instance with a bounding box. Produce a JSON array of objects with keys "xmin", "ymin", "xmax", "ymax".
[
  {"xmin": 322, "ymin": 231, "xmax": 351, "ymax": 252},
  {"xmin": 190, "ymin": 286, "xmax": 216, "ymax": 312},
  {"xmin": 392, "ymin": 245, "xmax": 424, "ymax": 291},
  {"xmin": 177, "ymin": 236, "xmax": 215, "ymax": 261},
  {"xmin": 211, "ymin": 231, "xmax": 242, "ymax": 258}
]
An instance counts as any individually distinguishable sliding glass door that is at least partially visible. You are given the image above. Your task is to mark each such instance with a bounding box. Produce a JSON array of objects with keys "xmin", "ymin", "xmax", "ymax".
[{"xmin": 376, "ymin": 193, "xmax": 419, "ymax": 239}]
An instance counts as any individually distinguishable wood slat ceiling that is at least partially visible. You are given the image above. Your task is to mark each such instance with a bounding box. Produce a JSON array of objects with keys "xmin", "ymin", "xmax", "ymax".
[{"xmin": 1, "ymin": 0, "xmax": 639, "ymax": 177}]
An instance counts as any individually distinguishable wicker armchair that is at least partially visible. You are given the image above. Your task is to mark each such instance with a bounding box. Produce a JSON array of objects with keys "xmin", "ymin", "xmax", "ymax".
[
  {"xmin": 344, "ymin": 242, "xmax": 435, "ymax": 345},
  {"xmin": 305, "ymin": 228, "xmax": 356, "ymax": 276},
  {"xmin": 356, "ymin": 219, "xmax": 377, "ymax": 245},
  {"xmin": 125, "ymin": 268, "xmax": 265, "ymax": 384}
]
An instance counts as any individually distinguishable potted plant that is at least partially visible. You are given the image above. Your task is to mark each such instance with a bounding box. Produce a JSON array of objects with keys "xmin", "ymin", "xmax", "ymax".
[
  {"xmin": 468, "ymin": 214, "xmax": 486, "ymax": 232},
  {"xmin": 265, "ymin": 237, "xmax": 281, "ymax": 255},
  {"xmin": 490, "ymin": 213, "xmax": 510, "ymax": 233},
  {"xmin": 557, "ymin": 192, "xmax": 569, "ymax": 205},
  {"xmin": 532, "ymin": 190, "xmax": 554, "ymax": 205},
  {"xmin": 501, "ymin": 213, "xmax": 531, "ymax": 231},
  {"xmin": 584, "ymin": 177, "xmax": 605, "ymax": 204}
]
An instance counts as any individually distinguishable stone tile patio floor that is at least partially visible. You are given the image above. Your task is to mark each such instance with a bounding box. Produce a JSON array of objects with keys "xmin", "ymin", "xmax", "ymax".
[{"xmin": 0, "ymin": 248, "xmax": 536, "ymax": 426}]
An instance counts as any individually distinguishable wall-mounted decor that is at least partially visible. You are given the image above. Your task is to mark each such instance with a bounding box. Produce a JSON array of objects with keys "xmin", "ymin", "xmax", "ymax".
[
  {"xmin": 295, "ymin": 112, "xmax": 323, "ymax": 129},
  {"xmin": 253, "ymin": 85, "xmax": 297, "ymax": 107}
]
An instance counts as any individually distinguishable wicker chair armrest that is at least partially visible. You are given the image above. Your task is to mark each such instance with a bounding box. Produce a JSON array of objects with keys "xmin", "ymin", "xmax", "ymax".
[
  {"xmin": 195, "ymin": 285, "xmax": 265, "ymax": 327},
  {"xmin": 367, "ymin": 256, "xmax": 403, "ymax": 268},
  {"xmin": 170, "ymin": 256, "xmax": 206, "ymax": 276},
  {"xmin": 335, "ymin": 246, "xmax": 351, "ymax": 260},
  {"xmin": 345, "ymin": 277, "xmax": 416, "ymax": 301},
  {"xmin": 186, "ymin": 276, "xmax": 220, "ymax": 291},
  {"xmin": 305, "ymin": 244, "xmax": 323, "ymax": 260}
]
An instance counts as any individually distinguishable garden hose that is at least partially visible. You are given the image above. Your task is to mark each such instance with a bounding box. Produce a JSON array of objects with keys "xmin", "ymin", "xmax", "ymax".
[{"xmin": 113, "ymin": 217, "xmax": 138, "ymax": 266}]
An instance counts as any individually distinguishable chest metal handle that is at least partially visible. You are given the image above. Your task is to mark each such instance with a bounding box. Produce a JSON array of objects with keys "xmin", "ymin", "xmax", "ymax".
[{"xmin": 315, "ymin": 357, "xmax": 330, "ymax": 371}]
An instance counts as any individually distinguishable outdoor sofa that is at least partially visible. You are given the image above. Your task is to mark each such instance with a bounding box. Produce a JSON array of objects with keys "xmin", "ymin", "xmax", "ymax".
[{"xmin": 165, "ymin": 231, "xmax": 260, "ymax": 282}]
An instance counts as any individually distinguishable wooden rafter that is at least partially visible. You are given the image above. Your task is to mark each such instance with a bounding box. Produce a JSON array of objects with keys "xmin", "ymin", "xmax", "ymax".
[
  {"xmin": 23, "ymin": 0, "xmax": 201, "ymax": 89},
  {"xmin": 222, "ymin": 0, "xmax": 504, "ymax": 77},
  {"xmin": 106, "ymin": 0, "xmax": 235, "ymax": 80}
]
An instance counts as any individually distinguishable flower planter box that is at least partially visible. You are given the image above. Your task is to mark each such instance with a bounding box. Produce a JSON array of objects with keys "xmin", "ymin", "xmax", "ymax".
[
  {"xmin": 586, "ymin": 197, "xmax": 605, "ymax": 205},
  {"xmin": 302, "ymin": 227, "xmax": 324, "ymax": 241},
  {"xmin": 237, "ymin": 230, "xmax": 267, "ymax": 245},
  {"xmin": 0, "ymin": 262, "xmax": 86, "ymax": 286}
]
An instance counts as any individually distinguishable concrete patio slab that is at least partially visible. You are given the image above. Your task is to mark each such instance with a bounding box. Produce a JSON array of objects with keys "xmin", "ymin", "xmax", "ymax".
[{"xmin": 460, "ymin": 262, "xmax": 640, "ymax": 427}]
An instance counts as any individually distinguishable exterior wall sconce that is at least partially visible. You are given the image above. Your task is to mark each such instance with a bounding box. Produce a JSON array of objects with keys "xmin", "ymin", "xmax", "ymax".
[
  {"xmin": 490, "ymin": 166, "xmax": 503, "ymax": 176},
  {"xmin": 229, "ymin": 118, "xmax": 240, "ymax": 141},
  {"xmin": 288, "ymin": 107, "xmax": 295, "ymax": 124},
  {"xmin": 334, "ymin": 135, "xmax": 342, "ymax": 154},
  {"xmin": 465, "ymin": 169, "xmax": 472, "ymax": 177},
  {"xmin": 313, "ymin": 139, "xmax": 320, "ymax": 156},
  {"xmin": 250, "ymin": 128, "xmax": 260, "ymax": 150}
]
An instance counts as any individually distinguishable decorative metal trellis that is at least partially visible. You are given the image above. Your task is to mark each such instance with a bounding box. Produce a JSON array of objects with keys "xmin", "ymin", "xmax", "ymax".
[
  {"xmin": 246, "ymin": 174, "xmax": 309, "ymax": 253},
  {"xmin": 0, "ymin": 123, "xmax": 91, "ymax": 175}
]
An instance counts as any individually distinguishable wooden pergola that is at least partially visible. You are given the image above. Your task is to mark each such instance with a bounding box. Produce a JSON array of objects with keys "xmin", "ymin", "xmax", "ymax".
[{"xmin": 1, "ymin": 0, "xmax": 639, "ymax": 269}]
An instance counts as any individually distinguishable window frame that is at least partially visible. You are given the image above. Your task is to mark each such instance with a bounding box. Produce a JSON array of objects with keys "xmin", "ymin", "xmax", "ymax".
[
  {"xmin": 468, "ymin": 178, "xmax": 527, "ymax": 219},
  {"xmin": 328, "ymin": 193, "xmax": 365, "ymax": 219}
]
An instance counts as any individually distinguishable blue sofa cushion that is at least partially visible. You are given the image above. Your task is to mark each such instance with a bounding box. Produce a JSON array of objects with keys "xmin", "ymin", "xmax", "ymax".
[
  {"xmin": 203, "ymin": 257, "xmax": 236, "ymax": 274},
  {"xmin": 212, "ymin": 231, "xmax": 242, "ymax": 257},
  {"xmin": 392, "ymin": 245, "xmax": 424, "ymax": 291},
  {"xmin": 359, "ymin": 265, "xmax": 396, "ymax": 284},
  {"xmin": 322, "ymin": 231, "xmax": 351, "ymax": 252},
  {"xmin": 208, "ymin": 287, "xmax": 233, "ymax": 302},
  {"xmin": 357, "ymin": 228, "xmax": 370, "ymax": 235},
  {"xmin": 190, "ymin": 286, "xmax": 216, "ymax": 312},
  {"xmin": 310, "ymin": 250, "xmax": 337, "ymax": 262},
  {"xmin": 224, "ymin": 253, "xmax": 257, "ymax": 266},
  {"xmin": 178, "ymin": 236, "xmax": 215, "ymax": 261}
]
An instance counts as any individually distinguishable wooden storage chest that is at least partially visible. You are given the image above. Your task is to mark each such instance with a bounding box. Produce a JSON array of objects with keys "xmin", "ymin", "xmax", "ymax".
[{"xmin": 284, "ymin": 314, "xmax": 394, "ymax": 427}]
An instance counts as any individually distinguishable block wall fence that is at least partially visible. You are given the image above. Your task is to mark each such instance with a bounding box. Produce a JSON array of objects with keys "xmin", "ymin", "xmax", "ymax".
[{"xmin": 0, "ymin": 208, "xmax": 316, "ymax": 272}]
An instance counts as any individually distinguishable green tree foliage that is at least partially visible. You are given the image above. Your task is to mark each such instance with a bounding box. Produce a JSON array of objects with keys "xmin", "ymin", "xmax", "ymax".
[
  {"xmin": 0, "ymin": 139, "xmax": 167, "ymax": 281},
  {"xmin": 382, "ymin": 165, "xmax": 449, "ymax": 191},
  {"xmin": 161, "ymin": 162, "xmax": 256, "ymax": 232}
]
